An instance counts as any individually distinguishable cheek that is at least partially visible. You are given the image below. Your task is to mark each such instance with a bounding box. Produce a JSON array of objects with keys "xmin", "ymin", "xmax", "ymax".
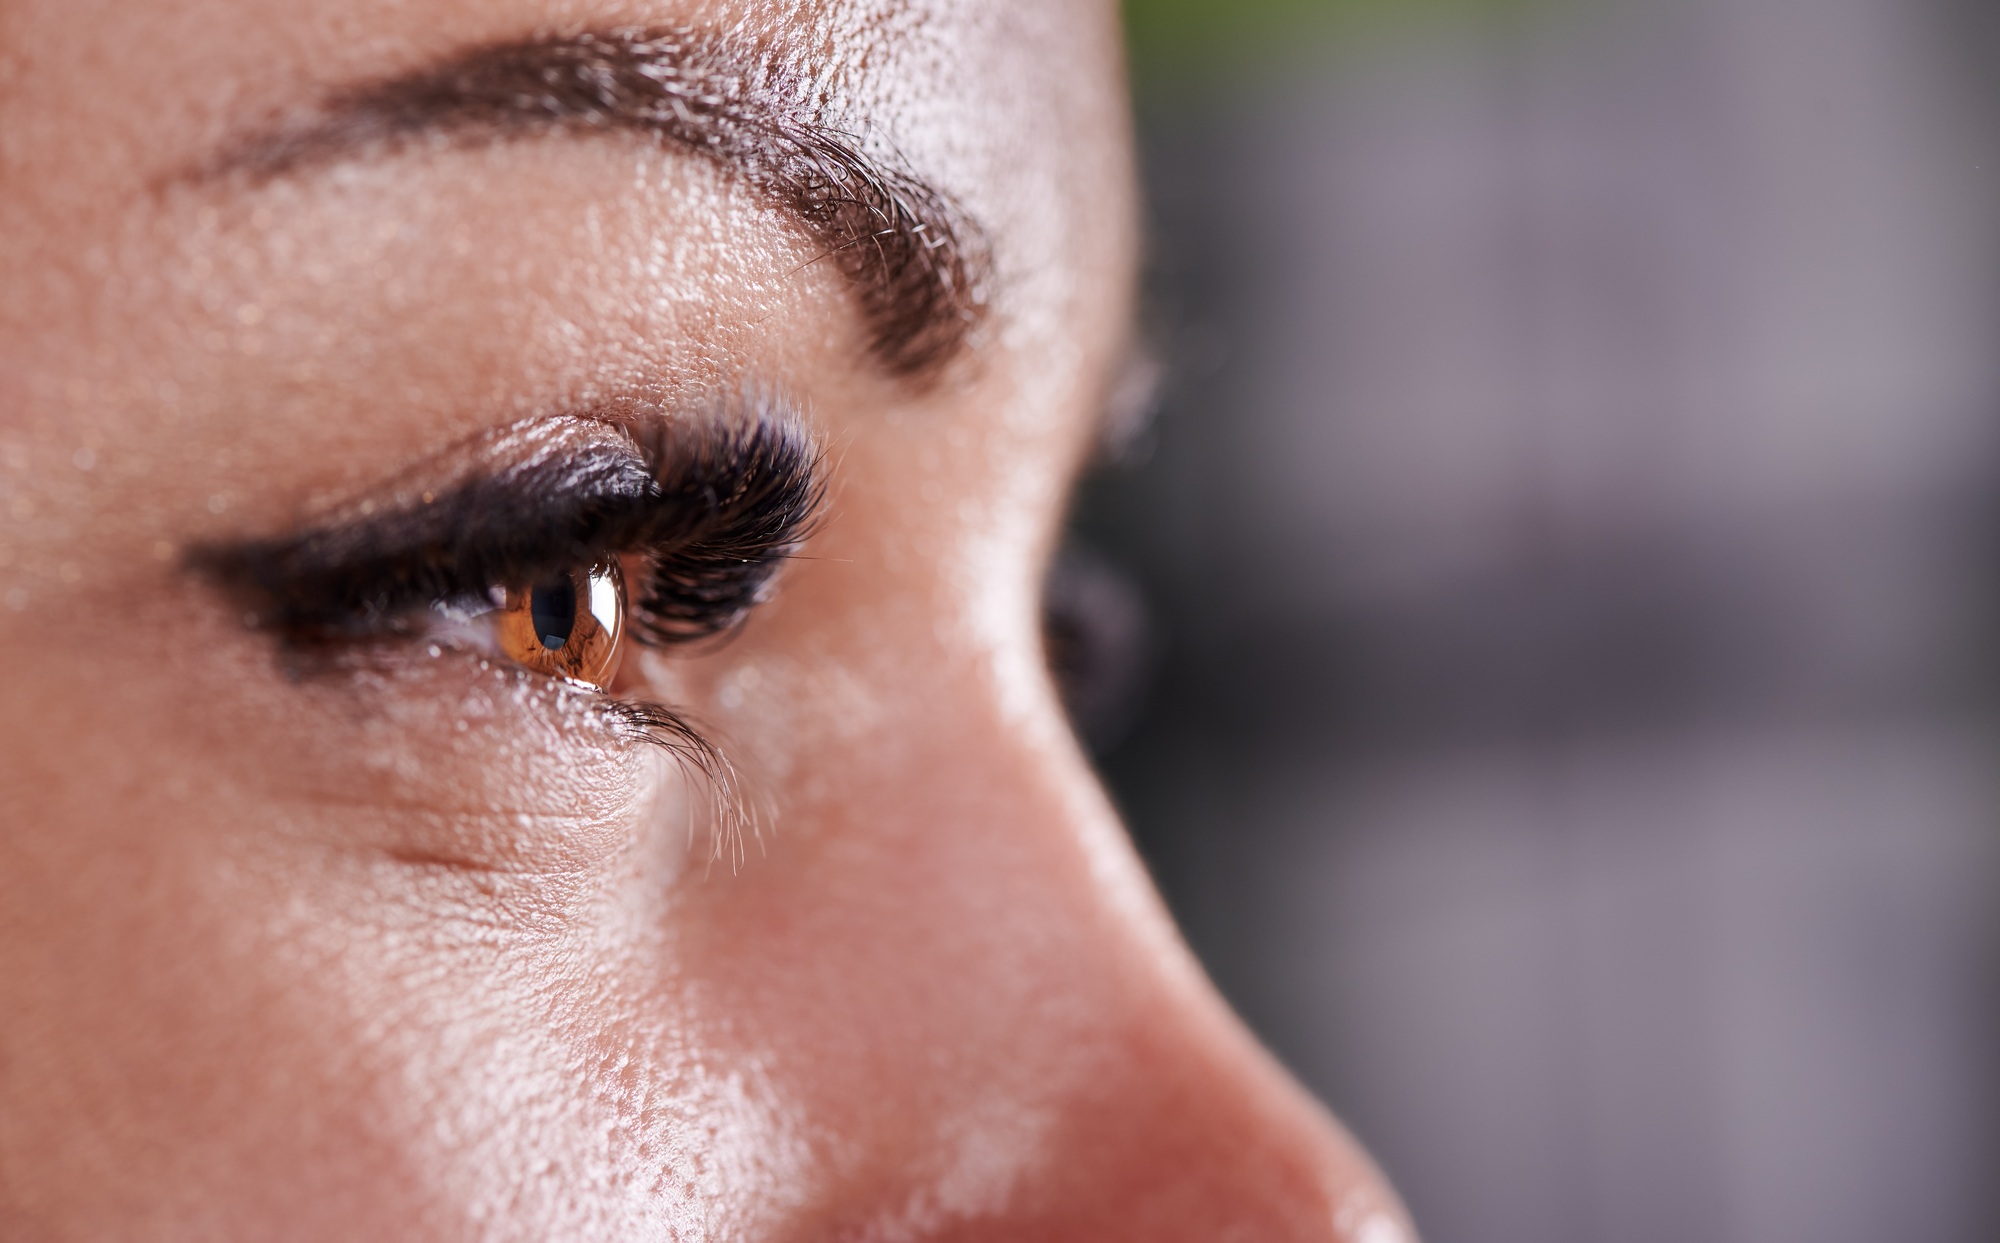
[
  {"xmin": 0, "ymin": 791, "xmax": 780, "ymax": 1239},
  {"xmin": 39, "ymin": 572, "xmax": 705, "ymax": 898},
  {"xmin": 2, "ymin": 612, "xmax": 784, "ymax": 1235}
]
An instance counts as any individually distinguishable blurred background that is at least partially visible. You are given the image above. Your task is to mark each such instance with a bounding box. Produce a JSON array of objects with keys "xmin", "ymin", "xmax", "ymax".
[{"xmin": 1072, "ymin": 0, "xmax": 2000, "ymax": 1239}]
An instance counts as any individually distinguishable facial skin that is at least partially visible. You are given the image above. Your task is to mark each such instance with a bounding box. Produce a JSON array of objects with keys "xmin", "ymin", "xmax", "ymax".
[{"xmin": 0, "ymin": 0, "xmax": 1411, "ymax": 1238}]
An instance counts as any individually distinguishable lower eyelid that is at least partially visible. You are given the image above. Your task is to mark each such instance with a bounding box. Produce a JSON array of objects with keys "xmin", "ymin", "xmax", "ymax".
[
  {"xmin": 249, "ymin": 593, "xmax": 742, "ymax": 859},
  {"xmin": 274, "ymin": 691, "xmax": 665, "ymax": 881}
]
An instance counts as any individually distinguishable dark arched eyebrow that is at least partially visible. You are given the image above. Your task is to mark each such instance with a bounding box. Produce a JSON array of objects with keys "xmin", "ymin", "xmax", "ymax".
[{"xmin": 204, "ymin": 27, "xmax": 990, "ymax": 379}]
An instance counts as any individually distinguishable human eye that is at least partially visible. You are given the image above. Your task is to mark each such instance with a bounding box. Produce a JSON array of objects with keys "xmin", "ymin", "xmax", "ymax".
[
  {"xmin": 490, "ymin": 558, "xmax": 628, "ymax": 688},
  {"xmin": 189, "ymin": 404, "xmax": 822, "ymax": 729}
]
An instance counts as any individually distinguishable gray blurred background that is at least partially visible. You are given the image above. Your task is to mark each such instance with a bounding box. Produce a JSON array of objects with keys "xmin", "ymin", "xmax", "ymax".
[{"xmin": 1076, "ymin": 0, "xmax": 2000, "ymax": 1239}]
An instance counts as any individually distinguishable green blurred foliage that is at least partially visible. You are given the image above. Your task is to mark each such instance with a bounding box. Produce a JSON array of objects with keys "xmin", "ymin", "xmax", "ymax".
[{"xmin": 1124, "ymin": 0, "xmax": 1554, "ymax": 88}]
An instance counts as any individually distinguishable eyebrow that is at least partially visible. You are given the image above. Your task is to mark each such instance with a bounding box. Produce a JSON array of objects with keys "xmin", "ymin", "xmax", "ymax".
[{"xmin": 205, "ymin": 27, "xmax": 990, "ymax": 379}]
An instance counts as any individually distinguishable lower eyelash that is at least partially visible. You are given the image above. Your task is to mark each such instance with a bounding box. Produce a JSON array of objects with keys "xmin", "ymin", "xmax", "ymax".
[{"xmin": 600, "ymin": 697, "xmax": 759, "ymax": 871}]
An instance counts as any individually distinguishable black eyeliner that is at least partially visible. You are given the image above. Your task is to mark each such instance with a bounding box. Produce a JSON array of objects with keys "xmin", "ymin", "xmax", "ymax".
[{"xmin": 189, "ymin": 410, "xmax": 823, "ymax": 645}]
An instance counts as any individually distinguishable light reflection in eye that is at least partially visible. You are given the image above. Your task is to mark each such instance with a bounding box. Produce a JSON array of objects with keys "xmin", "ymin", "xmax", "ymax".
[{"xmin": 496, "ymin": 561, "xmax": 626, "ymax": 689}]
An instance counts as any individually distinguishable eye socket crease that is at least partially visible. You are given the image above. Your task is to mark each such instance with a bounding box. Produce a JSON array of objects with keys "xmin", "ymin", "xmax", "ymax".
[{"xmin": 192, "ymin": 26, "xmax": 992, "ymax": 381}]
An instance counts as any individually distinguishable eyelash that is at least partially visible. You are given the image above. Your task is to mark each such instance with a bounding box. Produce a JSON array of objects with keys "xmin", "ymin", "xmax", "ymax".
[
  {"xmin": 615, "ymin": 418, "xmax": 826, "ymax": 646},
  {"xmin": 191, "ymin": 412, "xmax": 824, "ymax": 778}
]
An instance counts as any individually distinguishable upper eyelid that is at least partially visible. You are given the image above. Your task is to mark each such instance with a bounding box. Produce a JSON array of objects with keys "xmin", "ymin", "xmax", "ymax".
[
  {"xmin": 187, "ymin": 417, "xmax": 653, "ymax": 633},
  {"xmin": 187, "ymin": 408, "xmax": 825, "ymax": 640}
]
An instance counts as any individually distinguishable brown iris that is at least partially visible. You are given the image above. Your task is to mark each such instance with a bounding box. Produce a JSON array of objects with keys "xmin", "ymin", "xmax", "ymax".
[{"xmin": 497, "ymin": 561, "xmax": 625, "ymax": 688}]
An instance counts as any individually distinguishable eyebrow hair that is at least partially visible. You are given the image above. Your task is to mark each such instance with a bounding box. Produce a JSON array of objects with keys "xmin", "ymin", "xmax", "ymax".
[{"xmin": 207, "ymin": 27, "xmax": 990, "ymax": 379}]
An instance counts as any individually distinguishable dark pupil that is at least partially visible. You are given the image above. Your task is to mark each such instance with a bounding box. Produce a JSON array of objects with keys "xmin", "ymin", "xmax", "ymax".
[{"xmin": 529, "ymin": 574, "xmax": 577, "ymax": 652}]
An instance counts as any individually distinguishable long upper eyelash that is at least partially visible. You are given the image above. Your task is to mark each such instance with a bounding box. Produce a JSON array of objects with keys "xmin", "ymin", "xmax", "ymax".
[
  {"xmin": 188, "ymin": 412, "xmax": 825, "ymax": 645},
  {"xmin": 622, "ymin": 416, "xmax": 825, "ymax": 644}
]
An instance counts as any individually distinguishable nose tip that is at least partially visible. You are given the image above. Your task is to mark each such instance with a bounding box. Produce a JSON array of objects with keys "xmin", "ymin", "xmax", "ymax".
[{"xmin": 991, "ymin": 982, "xmax": 1413, "ymax": 1243}]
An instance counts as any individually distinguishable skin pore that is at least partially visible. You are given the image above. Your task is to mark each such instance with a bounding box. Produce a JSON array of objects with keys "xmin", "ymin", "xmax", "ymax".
[{"xmin": 0, "ymin": 0, "xmax": 1412, "ymax": 1238}]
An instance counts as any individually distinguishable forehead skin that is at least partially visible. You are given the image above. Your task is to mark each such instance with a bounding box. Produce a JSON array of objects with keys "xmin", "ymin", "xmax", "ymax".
[{"xmin": 0, "ymin": 1, "xmax": 1406, "ymax": 1240}]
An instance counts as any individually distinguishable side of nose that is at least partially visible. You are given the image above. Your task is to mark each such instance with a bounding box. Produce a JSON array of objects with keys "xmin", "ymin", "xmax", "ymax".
[{"xmin": 707, "ymin": 662, "xmax": 1414, "ymax": 1242}]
